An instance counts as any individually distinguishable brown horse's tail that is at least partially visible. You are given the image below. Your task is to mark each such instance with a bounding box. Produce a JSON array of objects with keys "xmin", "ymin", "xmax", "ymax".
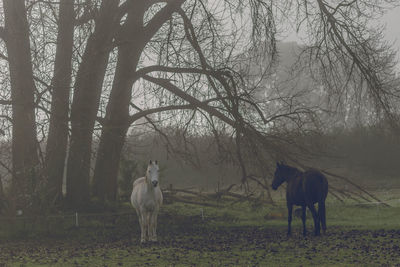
[
  {"xmin": 318, "ymin": 201, "xmax": 327, "ymax": 232},
  {"xmin": 320, "ymin": 174, "xmax": 328, "ymax": 233}
]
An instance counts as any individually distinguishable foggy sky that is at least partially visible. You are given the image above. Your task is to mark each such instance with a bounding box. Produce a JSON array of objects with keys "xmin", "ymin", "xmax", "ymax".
[{"xmin": 382, "ymin": 5, "xmax": 400, "ymax": 63}]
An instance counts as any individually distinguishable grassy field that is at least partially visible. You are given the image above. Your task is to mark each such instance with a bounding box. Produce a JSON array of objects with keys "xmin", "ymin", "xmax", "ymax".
[{"xmin": 0, "ymin": 198, "xmax": 400, "ymax": 266}]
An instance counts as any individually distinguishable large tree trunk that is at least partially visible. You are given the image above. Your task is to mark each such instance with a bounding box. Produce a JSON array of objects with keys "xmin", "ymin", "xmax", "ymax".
[
  {"xmin": 66, "ymin": 0, "xmax": 119, "ymax": 209},
  {"xmin": 92, "ymin": 0, "xmax": 184, "ymax": 202},
  {"xmin": 3, "ymin": 0, "xmax": 40, "ymax": 212},
  {"xmin": 92, "ymin": 2, "xmax": 145, "ymax": 202},
  {"xmin": 91, "ymin": 47, "xmax": 142, "ymax": 202},
  {"xmin": 45, "ymin": 0, "xmax": 75, "ymax": 206}
]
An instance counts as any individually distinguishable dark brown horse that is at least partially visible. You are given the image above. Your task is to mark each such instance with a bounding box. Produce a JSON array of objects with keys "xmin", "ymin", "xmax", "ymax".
[{"xmin": 271, "ymin": 162, "xmax": 328, "ymax": 236}]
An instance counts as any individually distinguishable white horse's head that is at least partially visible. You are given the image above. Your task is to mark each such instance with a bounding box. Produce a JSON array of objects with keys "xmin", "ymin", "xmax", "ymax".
[{"xmin": 146, "ymin": 160, "xmax": 159, "ymax": 187}]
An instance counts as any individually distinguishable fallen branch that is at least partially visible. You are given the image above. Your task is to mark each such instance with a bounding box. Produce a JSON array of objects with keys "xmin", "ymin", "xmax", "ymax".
[
  {"xmin": 164, "ymin": 188, "xmax": 212, "ymax": 200},
  {"xmin": 165, "ymin": 195, "xmax": 220, "ymax": 207},
  {"xmin": 246, "ymin": 175, "xmax": 276, "ymax": 205},
  {"xmin": 322, "ymin": 170, "xmax": 390, "ymax": 207}
]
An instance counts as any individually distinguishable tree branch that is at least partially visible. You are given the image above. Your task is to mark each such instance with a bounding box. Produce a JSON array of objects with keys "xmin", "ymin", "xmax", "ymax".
[
  {"xmin": 128, "ymin": 95, "xmax": 229, "ymax": 124},
  {"xmin": 177, "ymin": 7, "xmax": 235, "ymax": 116},
  {"xmin": 134, "ymin": 64, "xmax": 271, "ymax": 125},
  {"xmin": 75, "ymin": 0, "xmax": 97, "ymax": 26},
  {"xmin": 116, "ymin": 0, "xmax": 166, "ymax": 22},
  {"xmin": 0, "ymin": 27, "xmax": 5, "ymax": 41},
  {"xmin": 143, "ymin": 75, "xmax": 236, "ymax": 127},
  {"xmin": 0, "ymin": 52, "xmax": 8, "ymax": 61},
  {"xmin": 142, "ymin": 0, "xmax": 185, "ymax": 42},
  {"xmin": 0, "ymin": 99, "xmax": 12, "ymax": 105},
  {"xmin": 129, "ymin": 103, "xmax": 196, "ymax": 124},
  {"xmin": 0, "ymin": 115, "xmax": 12, "ymax": 123},
  {"xmin": 315, "ymin": 0, "xmax": 395, "ymax": 119},
  {"xmin": 135, "ymin": 65, "xmax": 217, "ymax": 78},
  {"xmin": 321, "ymin": 169, "xmax": 390, "ymax": 207}
]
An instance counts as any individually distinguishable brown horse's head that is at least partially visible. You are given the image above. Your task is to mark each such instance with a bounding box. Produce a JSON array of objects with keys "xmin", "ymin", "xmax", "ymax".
[{"xmin": 271, "ymin": 162, "xmax": 286, "ymax": 190}]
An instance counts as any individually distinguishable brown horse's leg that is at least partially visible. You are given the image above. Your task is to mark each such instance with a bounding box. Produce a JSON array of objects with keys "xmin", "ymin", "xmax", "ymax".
[
  {"xmin": 301, "ymin": 205, "xmax": 307, "ymax": 236},
  {"xmin": 318, "ymin": 201, "xmax": 327, "ymax": 233},
  {"xmin": 306, "ymin": 203, "xmax": 320, "ymax": 236},
  {"xmin": 287, "ymin": 203, "xmax": 293, "ymax": 236}
]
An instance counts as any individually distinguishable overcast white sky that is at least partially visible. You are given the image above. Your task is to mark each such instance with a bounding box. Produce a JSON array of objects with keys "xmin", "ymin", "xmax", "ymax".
[{"xmin": 382, "ymin": 5, "xmax": 400, "ymax": 58}]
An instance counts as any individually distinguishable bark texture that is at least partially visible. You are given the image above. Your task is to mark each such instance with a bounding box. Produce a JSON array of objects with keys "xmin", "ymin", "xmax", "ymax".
[
  {"xmin": 66, "ymin": 0, "xmax": 119, "ymax": 209},
  {"xmin": 45, "ymin": 0, "xmax": 75, "ymax": 205},
  {"xmin": 92, "ymin": 1, "xmax": 145, "ymax": 202},
  {"xmin": 3, "ymin": 0, "xmax": 40, "ymax": 211}
]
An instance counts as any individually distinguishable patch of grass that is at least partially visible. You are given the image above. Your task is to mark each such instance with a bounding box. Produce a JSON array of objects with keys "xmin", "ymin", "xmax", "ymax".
[
  {"xmin": 1, "ymin": 199, "xmax": 400, "ymax": 266},
  {"xmin": 327, "ymin": 204, "xmax": 400, "ymax": 229}
]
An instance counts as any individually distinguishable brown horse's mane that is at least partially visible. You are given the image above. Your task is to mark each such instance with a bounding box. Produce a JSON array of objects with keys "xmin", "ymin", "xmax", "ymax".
[{"xmin": 280, "ymin": 164, "xmax": 302, "ymax": 180}]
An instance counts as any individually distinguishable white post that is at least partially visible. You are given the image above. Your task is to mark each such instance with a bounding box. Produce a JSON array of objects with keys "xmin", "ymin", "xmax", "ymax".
[
  {"xmin": 201, "ymin": 208, "xmax": 204, "ymax": 220},
  {"xmin": 75, "ymin": 212, "xmax": 79, "ymax": 227}
]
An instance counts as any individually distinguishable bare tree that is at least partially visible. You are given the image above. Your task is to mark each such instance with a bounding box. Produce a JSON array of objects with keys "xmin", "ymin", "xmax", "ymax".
[
  {"xmin": 90, "ymin": 0, "xmax": 280, "ymax": 202},
  {"xmin": 0, "ymin": 0, "xmax": 398, "ymax": 211},
  {"xmin": 92, "ymin": 0, "xmax": 186, "ymax": 202},
  {"xmin": 45, "ymin": 0, "xmax": 75, "ymax": 206},
  {"xmin": 65, "ymin": 0, "xmax": 120, "ymax": 208},
  {"xmin": 1, "ymin": 0, "xmax": 40, "ymax": 212}
]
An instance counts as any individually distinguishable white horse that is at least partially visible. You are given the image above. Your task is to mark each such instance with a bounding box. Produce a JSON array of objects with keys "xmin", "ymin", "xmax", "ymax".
[{"xmin": 131, "ymin": 160, "xmax": 163, "ymax": 243}]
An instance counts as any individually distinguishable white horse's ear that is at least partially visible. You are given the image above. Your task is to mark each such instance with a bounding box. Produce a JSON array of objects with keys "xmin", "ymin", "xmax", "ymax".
[
  {"xmin": 155, "ymin": 160, "xmax": 158, "ymax": 165},
  {"xmin": 149, "ymin": 160, "xmax": 152, "ymax": 164}
]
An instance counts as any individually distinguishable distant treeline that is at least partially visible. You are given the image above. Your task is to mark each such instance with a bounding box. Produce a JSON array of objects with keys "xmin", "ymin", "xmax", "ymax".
[
  {"xmin": 313, "ymin": 123, "xmax": 400, "ymax": 188},
  {"xmin": 117, "ymin": 121, "xmax": 400, "ymax": 197}
]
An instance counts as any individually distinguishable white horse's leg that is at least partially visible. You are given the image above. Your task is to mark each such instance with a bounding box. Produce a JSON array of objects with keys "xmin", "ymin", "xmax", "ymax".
[
  {"xmin": 146, "ymin": 211, "xmax": 152, "ymax": 242},
  {"xmin": 135, "ymin": 208, "xmax": 143, "ymax": 242},
  {"xmin": 148, "ymin": 211, "xmax": 154, "ymax": 242},
  {"xmin": 150, "ymin": 211, "xmax": 158, "ymax": 242},
  {"xmin": 140, "ymin": 210, "xmax": 147, "ymax": 243},
  {"xmin": 148, "ymin": 211, "xmax": 155, "ymax": 242}
]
